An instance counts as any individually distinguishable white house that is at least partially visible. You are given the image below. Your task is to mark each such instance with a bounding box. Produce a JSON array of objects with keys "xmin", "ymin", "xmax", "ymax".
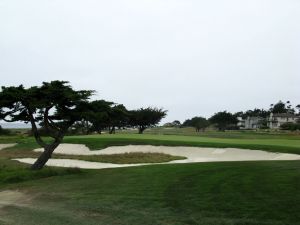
[
  {"xmin": 237, "ymin": 117, "xmax": 245, "ymax": 128},
  {"xmin": 244, "ymin": 117, "xmax": 265, "ymax": 129},
  {"xmin": 267, "ymin": 113, "xmax": 300, "ymax": 129}
]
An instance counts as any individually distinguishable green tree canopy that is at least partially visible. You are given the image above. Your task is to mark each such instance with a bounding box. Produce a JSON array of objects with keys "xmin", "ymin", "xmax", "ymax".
[
  {"xmin": 129, "ymin": 107, "xmax": 167, "ymax": 134},
  {"xmin": 238, "ymin": 108, "xmax": 269, "ymax": 119},
  {"xmin": 209, "ymin": 111, "xmax": 238, "ymax": 131},
  {"xmin": 107, "ymin": 104, "xmax": 129, "ymax": 134},
  {"xmin": 183, "ymin": 117, "xmax": 210, "ymax": 132},
  {"xmin": 87, "ymin": 100, "xmax": 114, "ymax": 134},
  {"xmin": 0, "ymin": 81, "xmax": 94, "ymax": 169},
  {"xmin": 270, "ymin": 101, "xmax": 294, "ymax": 114}
]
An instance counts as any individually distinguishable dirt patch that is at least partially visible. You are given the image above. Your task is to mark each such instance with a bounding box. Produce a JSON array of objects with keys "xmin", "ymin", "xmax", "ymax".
[{"xmin": 0, "ymin": 190, "xmax": 29, "ymax": 208}]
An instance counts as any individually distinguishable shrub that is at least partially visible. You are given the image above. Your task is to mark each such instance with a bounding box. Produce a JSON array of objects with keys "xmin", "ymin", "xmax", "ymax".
[
  {"xmin": 280, "ymin": 122, "xmax": 300, "ymax": 131},
  {"xmin": 0, "ymin": 125, "xmax": 10, "ymax": 135}
]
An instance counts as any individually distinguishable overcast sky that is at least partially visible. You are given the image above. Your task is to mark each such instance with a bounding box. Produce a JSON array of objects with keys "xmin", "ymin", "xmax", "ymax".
[{"xmin": 0, "ymin": 0, "xmax": 299, "ymax": 123}]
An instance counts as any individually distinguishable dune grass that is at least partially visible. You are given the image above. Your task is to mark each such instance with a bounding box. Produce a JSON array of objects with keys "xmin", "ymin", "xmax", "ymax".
[
  {"xmin": 0, "ymin": 148, "xmax": 185, "ymax": 164},
  {"xmin": 54, "ymin": 152, "xmax": 185, "ymax": 164}
]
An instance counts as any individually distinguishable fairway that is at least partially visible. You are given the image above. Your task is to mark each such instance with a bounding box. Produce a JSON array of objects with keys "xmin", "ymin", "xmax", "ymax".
[
  {"xmin": 64, "ymin": 133, "xmax": 300, "ymax": 154},
  {"xmin": 2, "ymin": 132, "xmax": 300, "ymax": 154}
]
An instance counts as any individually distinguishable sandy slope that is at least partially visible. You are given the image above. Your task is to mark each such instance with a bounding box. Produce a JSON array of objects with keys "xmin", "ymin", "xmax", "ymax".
[
  {"xmin": 13, "ymin": 144, "xmax": 300, "ymax": 169},
  {"xmin": 0, "ymin": 143, "xmax": 16, "ymax": 150}
]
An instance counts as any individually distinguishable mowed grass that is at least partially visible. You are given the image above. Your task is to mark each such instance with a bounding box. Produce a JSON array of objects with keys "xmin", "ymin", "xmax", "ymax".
[
  {"xmin": 64, "ymin": 133, "xmax": 300, "ymax": 154},
  {"xmin": 0, "ymin": 132, "xmax": 300, "ymax": 225},
  {"xmin": 0, "ymin": 136, "xmax": 185, "ymax": 164},
  {"xmin": 2, "ymin": 130, "xmax": 300, "ymax": 154},
  {"xmin": 1, "ymin": 161, "xmax": 300, "ymax": 225}
]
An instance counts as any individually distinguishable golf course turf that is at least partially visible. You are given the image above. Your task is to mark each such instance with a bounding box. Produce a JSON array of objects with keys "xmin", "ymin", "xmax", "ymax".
[{"xmin": 0, "ymin": 132, "xmax": 300, "ymax": 225}]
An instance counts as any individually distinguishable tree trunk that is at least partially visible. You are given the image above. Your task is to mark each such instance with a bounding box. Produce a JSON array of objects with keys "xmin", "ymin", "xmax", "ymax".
[
  {"xmin": 109, "ymin": 126, "xmax": 115, "ymax": 134},
  {"xmin": 138, "ymin": 126, "xmax": 146, "ymax": 134},
  {"xmin": 31, "ymin": 142, "xmax": 60, "ymax": 170}
]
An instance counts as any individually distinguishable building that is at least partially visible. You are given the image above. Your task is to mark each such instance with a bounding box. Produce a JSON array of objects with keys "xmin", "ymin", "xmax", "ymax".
[
  {"xmin": 237, "ymin": 117, "xmax": 265, "ymax": 129},
  {"xmin": 244, "ymin": 117, "xmax": 265, "ymax": 129},
  {"xmin": 237, "ymin": 117, "xmax": 245, "ymax": 129},
  {"xmin": 268, "ymin": 113, "xmax": 300, "ymax": 129}
]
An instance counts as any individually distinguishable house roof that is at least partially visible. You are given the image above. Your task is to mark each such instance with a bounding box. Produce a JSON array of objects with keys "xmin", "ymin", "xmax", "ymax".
[{"xmin": 272, "ymin": 113, "xmax": 300, "ymax": 118}]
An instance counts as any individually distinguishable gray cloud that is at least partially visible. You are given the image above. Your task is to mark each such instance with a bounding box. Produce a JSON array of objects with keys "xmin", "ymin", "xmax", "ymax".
[{"xmin": 0, "ymin": 0, "xmax": 299, "ymax": 123}]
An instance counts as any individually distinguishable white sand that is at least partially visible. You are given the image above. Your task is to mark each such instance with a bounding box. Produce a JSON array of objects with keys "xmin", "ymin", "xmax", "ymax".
[
  {"xmin": 14, "ymin": 158, "xmax": 149, "ymax": 169},
  {"xmin": 13, "ymin": 144, "xmax": 300, "ymax": 169},
  {"xmin": 0, "ymin": 143, "xmax": 16, "ymax": 150}
]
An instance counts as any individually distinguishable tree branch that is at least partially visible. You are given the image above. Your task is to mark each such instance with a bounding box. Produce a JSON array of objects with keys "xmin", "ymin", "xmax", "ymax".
[
  {"xmin": 43, "ymin": 107, "xmax": 61, "ymax": 138},
  {"xmin": 28, "ymin": 109, "xmax": 47, "ymax": 148}
]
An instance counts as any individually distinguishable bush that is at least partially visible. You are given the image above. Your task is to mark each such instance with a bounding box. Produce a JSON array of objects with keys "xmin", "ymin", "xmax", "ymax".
[
  {"xmin": 0, "ymin": 125, "xmax": 10, "ymax": 135},
  {"xmin": 280, "ymin": 122, "xmax": 300, "ymax": 131}
]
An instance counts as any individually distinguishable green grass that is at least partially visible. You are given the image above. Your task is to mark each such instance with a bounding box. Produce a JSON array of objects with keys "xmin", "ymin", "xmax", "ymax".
[
  {"xmin": 1, "ymin": 132, "xmax": 300, "ymax": 224},
  {"xmin": 0, "ymin": 158, "xmax": 82, "ymax": 187},
  {"xmin": 125, "ymin": 127, "xmax": 300, "ymax": 139},
  {"xmin": 63, "ymin": 133, "xmax": 300, "ymax": 154},
  {"xmin": 1, "ymin": 161, "xmax": 300, "ymax": 225},
  {"xmin": 2, "ymin": 130, "xmax": 300, "ymax": 154}
]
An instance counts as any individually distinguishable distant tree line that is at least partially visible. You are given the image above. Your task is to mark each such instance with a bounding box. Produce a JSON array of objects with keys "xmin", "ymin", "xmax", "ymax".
[
  {"xmin": 165, "ymin": 101, "xmax": 300, "ymax": 132},
  {"xmin": 180, "ymin": 111, "xmax": 238, "ymax": 132},
  {"xmin": 69, "ymin": 102, "xmax": 167, "ymax": 135}
]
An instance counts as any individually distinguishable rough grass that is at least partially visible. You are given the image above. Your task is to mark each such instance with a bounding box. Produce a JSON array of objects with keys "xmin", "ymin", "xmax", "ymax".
[
  {"xmin": 0, "ymin": 161, "xmax": 300, "ymax": 225},
  {"xmin": 0, "ymin": 159, "xmax": 82, "ymax": 187},
  {"xmin": 0, "ymin": 132, "xmax": 300, "ymax": 224},
  {"xmin": 55, "ymin": 152, "xmax": 185, "ymax": 164}
]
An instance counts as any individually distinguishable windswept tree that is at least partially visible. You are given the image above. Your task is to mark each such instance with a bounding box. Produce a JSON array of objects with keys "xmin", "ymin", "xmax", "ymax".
[
  {"xmin": 295, "ymin": 104, "xmax": 300, "ymax": 115},
  {"xmin": 183, "ymin": 117, "xmax": 209, "ymax": 132},
  {"xmin": 270, "ymin": 101, "xmax": 294, "ymax": 114},
  {"xmin": 129, "ymin": 107, "xmax": 167, "ymax": 134},
  {"xmin": 209, "ymin": 111, "xmax": 238, "ymax": 131},
  {"xmin": 107, "ymin": 104, "xmax": 129, "ymax": 134},
  {"xmin": 164, "ymin": 120, "xmax": 181, "ymax": 128},
  {"xmin": 240, "ymin": 108, "xmax": 269, "ymax": 119},
  {"xmin": 71, "ymin": 120, "xmax": 93, "ymax": 135},
  {"xmin": 87, "ymin": 100, "xmax": 114, "ymax": 134},
  {"xmin": 0, "ymin": 81, "xmax": 93, "ymax": 170}
]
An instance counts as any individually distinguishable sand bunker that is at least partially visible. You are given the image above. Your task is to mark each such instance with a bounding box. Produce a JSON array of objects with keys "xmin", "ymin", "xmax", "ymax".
[
  {"xmin": 0, "ymin": 143, "xmax": 16, "ymax": 150},
  {"xmin": 13, "ymin": 144, "xmax": 300, "ymax": 169},
  {"xmin": 14, "ymin": 158, "xmax": 148, "ymax": 169}
]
